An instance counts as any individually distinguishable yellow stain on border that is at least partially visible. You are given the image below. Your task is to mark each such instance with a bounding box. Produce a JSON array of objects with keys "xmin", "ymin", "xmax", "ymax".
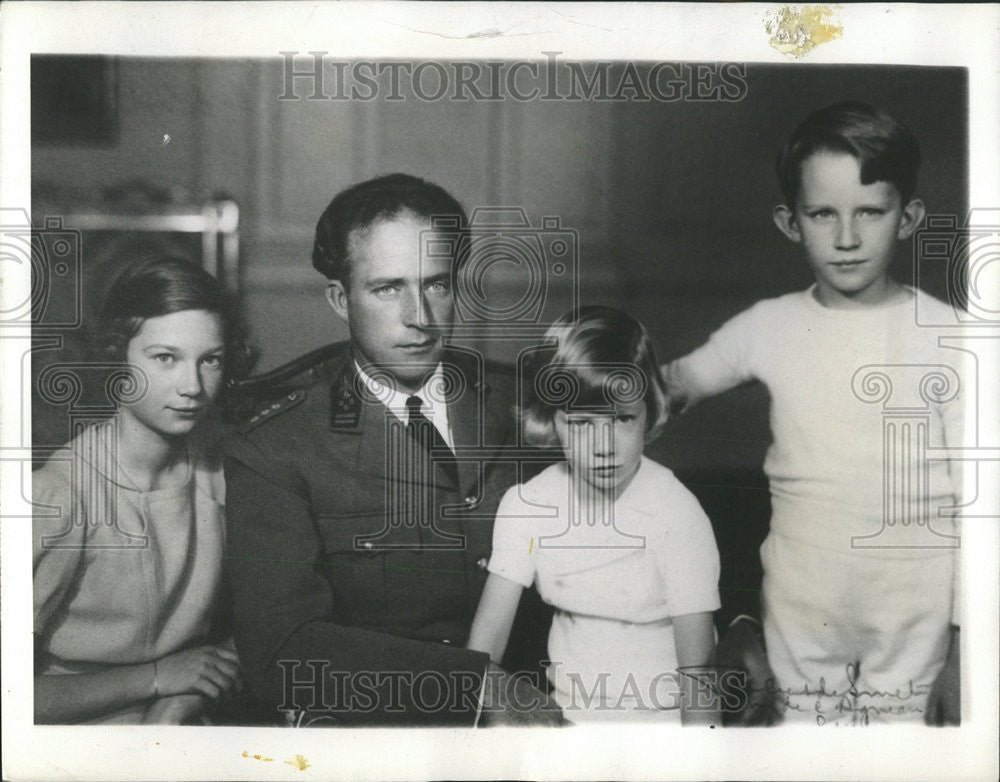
[
  {"xmin": 764, "ymin": 5, "xmax": 843, "ymax": 58},
  {"xmin": 285, "ymin": 755, "xmax": 311, "ymax": 771},
  {"xmin": 241, "ymin": 750, "xmax": 274, "ymax": 762},
  {"xmin": 529, "ymin": 537, "xmax": 533, "ymax": 554}
]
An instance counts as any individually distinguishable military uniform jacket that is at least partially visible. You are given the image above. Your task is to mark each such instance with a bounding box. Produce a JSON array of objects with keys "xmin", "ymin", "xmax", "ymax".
[{"xmin": 224, "ymin": 343, "xmax": 519, "ymax": 725}]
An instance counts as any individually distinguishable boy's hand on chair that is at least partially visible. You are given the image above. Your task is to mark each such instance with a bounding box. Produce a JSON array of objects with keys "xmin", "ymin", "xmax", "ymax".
[
  {"xmin": 925, "ymin": 626, "xmax": 960, "ymax": 725},
  {"xmin": 717, "ymin": 617, "xmax": 781, "ymax": 726},
  {"xmin": 479, "ymin": 662, "xmax": 568, "ymax": 727}
]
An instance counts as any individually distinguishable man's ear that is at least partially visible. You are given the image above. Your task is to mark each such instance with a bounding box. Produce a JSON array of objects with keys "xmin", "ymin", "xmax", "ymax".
[
  {"xmin": 897, "ymin": 198, "xmax": 926, "ymax": 240},
  {"xmin": 325, "ymin": 280, "xmax": 350, "ymax": 324},
  {"xmin": 772, "ymin": 204, "xmax": 801, "ymax": 243}
]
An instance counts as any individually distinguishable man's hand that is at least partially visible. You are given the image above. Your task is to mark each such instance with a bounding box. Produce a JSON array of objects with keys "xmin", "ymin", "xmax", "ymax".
[
  {"xmin": 478, "ymin": 663, "xmax": 567, "ymax": 727},
  {"xmin": 716, "ymin": 617, "xmax": 781, "ymax": 726},
  {"xmin": 925, "ymin": 627, "xmax": 960, "ymax": 726}
]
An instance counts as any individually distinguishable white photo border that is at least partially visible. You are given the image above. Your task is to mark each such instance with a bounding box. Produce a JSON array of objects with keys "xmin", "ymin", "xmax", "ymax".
[{"xmin": 2, "ymin": 3, "xmax": 998, "ymax": 780}]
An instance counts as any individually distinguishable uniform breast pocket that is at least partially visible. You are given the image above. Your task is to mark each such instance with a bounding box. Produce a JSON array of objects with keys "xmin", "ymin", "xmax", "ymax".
[{"xmin": 314, "ymin": 509, "xmax": 393, "ymax": 620}]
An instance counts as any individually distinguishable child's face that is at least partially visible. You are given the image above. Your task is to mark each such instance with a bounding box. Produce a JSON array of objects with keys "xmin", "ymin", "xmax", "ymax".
[
  {"xmin": 121, "ymin": 309, "xmax": 225, "ymax": 440},
  {"xmin": 553, "ymin": 400, "xmax": 647, "ymax": 498},
  {"xmin": 774, "ymin": 151, "xmax": 924, "ymax": 308}
]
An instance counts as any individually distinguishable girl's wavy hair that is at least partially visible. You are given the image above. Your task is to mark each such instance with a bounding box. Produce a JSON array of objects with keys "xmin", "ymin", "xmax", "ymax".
[
  {"xmin": 520, "ymin": 305, "xmax": 669, "ymax": 446},
  {"xmin": 91, "ymin": 254, "xmax": 255, "ymax": 384}
]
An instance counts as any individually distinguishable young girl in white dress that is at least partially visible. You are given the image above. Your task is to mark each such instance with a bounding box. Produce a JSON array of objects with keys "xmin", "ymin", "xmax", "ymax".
[
  {"xmin": 468, "ymin": 306, "xmax": 721, "ymax": 724},
  {"xmin": 33, "ymin": 255, "xmax": 253, "ymax": 724}
]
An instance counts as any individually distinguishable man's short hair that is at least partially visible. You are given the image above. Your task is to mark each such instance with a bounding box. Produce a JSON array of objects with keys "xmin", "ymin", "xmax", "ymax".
[
  {"xmin": 776, "ymin": 101, "xmax": 921, "ymax": 208},
  {"xmin": 311, "ymin": 173, "xmax": 469, "ymax": 283}
]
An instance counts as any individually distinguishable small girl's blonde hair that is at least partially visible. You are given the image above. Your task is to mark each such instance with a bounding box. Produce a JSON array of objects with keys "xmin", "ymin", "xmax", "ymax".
[{"xmin": 519, "ymin": 305, "xmax": 669, "ymax": 446}]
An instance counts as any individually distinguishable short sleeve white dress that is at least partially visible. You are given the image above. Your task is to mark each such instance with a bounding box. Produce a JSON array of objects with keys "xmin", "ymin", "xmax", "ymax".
[{"xmin": 488, "ymin": 456, "xmax": 720, "ymax": 722}]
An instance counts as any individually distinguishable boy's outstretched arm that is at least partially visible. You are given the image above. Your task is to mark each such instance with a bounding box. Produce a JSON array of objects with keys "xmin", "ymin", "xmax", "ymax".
[
  {"xmin": 663, "ymin": 355, "xmax": 728, "ymax": 416},
  {"xmin": 467, "ymin": 572, "xmax": 524, "ymax": 664},
  {"xmin": 662, "ymin": 360, "xmax": 699, "ymax": 416},
  {"xmin": 661, "ymin": 304, "xmax": 766, "ymax": 415},
  {"xmin": 662, "ymin": 344, "xmax": 755, "ymax": 418},
  {"xmin": 925, "ymin": 625, "xmax": 960, "ymax": 725}
]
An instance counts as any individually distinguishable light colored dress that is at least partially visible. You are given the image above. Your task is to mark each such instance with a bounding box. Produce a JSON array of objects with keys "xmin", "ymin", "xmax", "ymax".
[
  {"xmin": 488, "ymin": 457, "xmax": 721, "ymax": 723},
  {"xmin": 33, "ymin": 421, "xmax": 226, "ymax": 723}
]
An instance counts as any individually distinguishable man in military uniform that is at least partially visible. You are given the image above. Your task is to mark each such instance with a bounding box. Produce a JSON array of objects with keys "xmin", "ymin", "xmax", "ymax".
[{"xmin": 224, "ymin": 174, "xmax": 558, "ymax": 726}]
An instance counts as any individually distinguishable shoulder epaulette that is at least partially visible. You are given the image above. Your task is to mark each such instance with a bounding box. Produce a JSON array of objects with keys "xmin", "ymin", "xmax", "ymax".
[{"xmin": 240, "ymin": 389, "xmax": 308, "ymax": 432}]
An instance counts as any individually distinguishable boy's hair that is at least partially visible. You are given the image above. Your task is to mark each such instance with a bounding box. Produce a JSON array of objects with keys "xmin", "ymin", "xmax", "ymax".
[
  {"xmin": 521, "ymin": 305, "xmax": 669, "ymax": 446},
  {"xmin": 93, "ymin": 254, "xmax": 255, "ymax": 383},
  {"xmin": 311, "ymin": 172, "xmax": 469, "ymax": 285},
  {"xmin": 776, "ymin": 101, "xmax": 921, "ymax": 208}
]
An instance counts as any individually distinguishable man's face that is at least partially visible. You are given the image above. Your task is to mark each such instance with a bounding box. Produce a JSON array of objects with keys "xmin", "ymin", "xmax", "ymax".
[
  {"xmin": 776, "ymin": 151, "xmax": 922, "ymax": 308},
  {"xmin": 327, "ymin": 211, "xmax": 455, "ymax": 393}
]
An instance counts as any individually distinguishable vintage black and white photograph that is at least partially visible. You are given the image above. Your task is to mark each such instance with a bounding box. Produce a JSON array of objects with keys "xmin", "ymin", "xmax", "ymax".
[{"xmin": 2, "ymin": 3, "xmax": 998, "ymax": 780}]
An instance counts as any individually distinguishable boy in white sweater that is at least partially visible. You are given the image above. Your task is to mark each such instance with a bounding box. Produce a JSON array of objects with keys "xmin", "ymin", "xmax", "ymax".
[{"xmin": 665, "ymin": 102, "xmax": 962, "ymax": 725}]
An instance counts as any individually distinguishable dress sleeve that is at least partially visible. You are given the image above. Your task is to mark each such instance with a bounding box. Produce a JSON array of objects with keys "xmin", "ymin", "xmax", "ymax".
[
  {"xmin": 665, "ymin": 304, "xmax": 761, "ymax": 409},
  {"xmin": 655, "ymin": 483, "xmax": 722, "ymax": 618},
  {"xmin": 32, "ymin": 459, "xmax": 86, "ymax": 653},
  {"xmin": 486, "ymin": 485, "xmax": 538, "ymax": 589}
]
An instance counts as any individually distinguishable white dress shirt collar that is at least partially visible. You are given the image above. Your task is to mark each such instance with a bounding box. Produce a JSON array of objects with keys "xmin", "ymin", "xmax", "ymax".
[{"xmin": 354, "ymin": 361, "xmax": 454, "ymax": 449}]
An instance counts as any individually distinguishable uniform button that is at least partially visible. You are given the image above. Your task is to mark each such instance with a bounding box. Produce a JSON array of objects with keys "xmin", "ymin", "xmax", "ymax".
[
  {"xmin": 464, "ymin": 495, "xmax": 479, "ymax": 507},
  {"xmin": 362, "ymin": 541, "xmax": 373, "ymax": 550},
  {"xmin": 476, "ymin": 557, "xmax": 488, "ymax": 571},
  {"xmin": 441, "ymin": 639, "xmax": 452, "ymax": 645}
]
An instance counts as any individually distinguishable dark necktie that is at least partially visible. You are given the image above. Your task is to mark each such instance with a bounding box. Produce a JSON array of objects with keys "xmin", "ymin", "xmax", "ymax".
[{"xmin": 406, "ymin": 395, "xmax": 458, "ymax": 485}]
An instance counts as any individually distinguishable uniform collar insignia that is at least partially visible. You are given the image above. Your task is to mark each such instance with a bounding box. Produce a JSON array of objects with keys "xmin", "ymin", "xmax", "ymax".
[
  {"xmin": 329, "ymin": 361, "xmax": 364, "ymax": 431},
  {"xmin": 327, "ymin": 346, "xmax": 490, "ymax": 431}
]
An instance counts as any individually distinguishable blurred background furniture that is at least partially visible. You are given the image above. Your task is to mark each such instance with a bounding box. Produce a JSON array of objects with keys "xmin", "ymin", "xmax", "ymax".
[{"xmin": 30, "ymin": 180, "xmax": 240, "ymax": 460}]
